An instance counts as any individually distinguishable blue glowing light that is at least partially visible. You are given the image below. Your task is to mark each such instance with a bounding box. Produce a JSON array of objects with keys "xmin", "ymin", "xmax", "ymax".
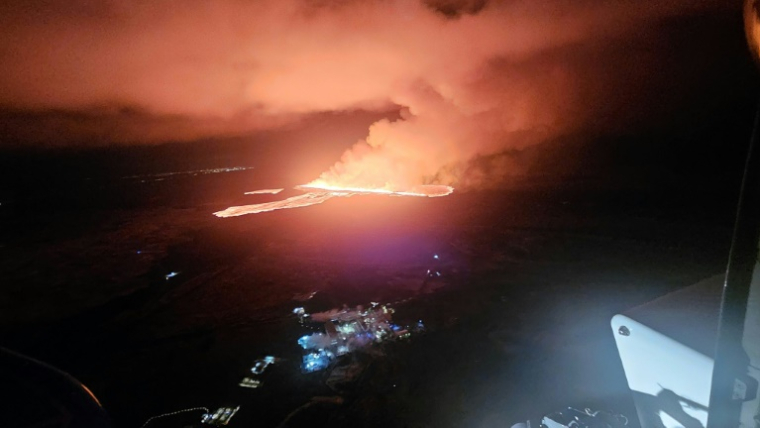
[
  {"xmin": 302, "ymin": 350, "xmax": 332, "ymax": 373},
  {"xmin": 298, "ymin": 336, "xmax": 310, "ymax": 349}
]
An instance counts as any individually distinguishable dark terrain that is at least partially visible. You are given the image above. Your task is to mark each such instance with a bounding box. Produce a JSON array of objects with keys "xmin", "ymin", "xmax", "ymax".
[{"xmin": 0, "ymin": 128, "xmax": 750, "ymax": 427}]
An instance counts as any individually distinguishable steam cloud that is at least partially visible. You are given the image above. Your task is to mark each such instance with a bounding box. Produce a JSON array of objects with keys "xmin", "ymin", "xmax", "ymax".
[{"xmin": 0, "ymin": 0, "xmax": 736, "ymax": 189}]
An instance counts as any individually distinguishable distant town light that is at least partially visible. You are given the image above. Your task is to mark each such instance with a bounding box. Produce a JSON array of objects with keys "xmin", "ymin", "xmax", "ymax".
[
  {"xmin": 238, "ymin": 377, "xmax": 261, "ymax": 389},
  {"xmin": 302, "ymin": 350, "xmax": 332, "ymax": 373},
  {"xmin": 201, "ymin": 406, "xmax": 239, "ymax": 426},
  {"xmin": 251, "ymin": 356, "xmax": 277, "ymax": 375}
]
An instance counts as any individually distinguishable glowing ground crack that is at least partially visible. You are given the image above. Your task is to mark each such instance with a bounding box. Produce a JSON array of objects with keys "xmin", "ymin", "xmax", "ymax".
[{"xmin": 213, "ymin": 184, "xmax": 453, "ymax": 217}]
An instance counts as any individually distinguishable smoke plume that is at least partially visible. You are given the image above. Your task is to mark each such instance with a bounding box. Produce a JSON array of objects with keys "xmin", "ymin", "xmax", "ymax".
[{"xmin": 0, "ymin": 0, "xmax": 738, "ymax": 189}]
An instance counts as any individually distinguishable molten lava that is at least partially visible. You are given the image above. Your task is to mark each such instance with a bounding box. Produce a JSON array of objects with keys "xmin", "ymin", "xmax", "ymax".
[
  {"xmin": 244, "ymin": 188, "xmax": 283, "ymax": 195},
  {"xmin": 213, "ymin": 184, "xmax": 453, "ymax": 217},
  {"xmin": 297, "ymin": 183, "xmax": 453, "ymax": 198}
]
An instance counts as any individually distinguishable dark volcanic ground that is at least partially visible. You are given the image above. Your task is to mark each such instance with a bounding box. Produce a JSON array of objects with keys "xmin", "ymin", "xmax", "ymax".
[{"xmin": 0, "ymin": 138, "xmax": 746, "ymax": 428}]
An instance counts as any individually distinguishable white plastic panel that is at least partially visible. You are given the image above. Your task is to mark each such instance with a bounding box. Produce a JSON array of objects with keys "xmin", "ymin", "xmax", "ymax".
[{"xmin": 611, "ymin": 314, "xmax": 713, "ymax": 428}]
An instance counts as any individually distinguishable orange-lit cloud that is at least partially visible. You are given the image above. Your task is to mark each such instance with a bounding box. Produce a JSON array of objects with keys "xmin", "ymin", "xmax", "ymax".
[{"xmin": 0, "ymin": 0, "xmax": 739, "ymax": 187}]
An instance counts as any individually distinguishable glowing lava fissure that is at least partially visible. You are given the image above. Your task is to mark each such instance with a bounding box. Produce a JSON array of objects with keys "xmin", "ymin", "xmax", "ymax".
[
  {"xmin": 296, "ymin": 183, "xmax": 453, "ymax": 198},
  {"xmin": 244, "ymin": 188, "xmax": 283, "ymax": 195},
  {"xmin": 213, "ymin": 184, "xmax": 453, "ymax": 217}
]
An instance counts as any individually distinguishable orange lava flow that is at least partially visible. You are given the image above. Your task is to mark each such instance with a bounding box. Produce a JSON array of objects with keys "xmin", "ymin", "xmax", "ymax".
[
  {"xmin": 244, "ymin": 188, "xmax": 284, "ymax": 195},
  {"xmin": 296, "ymin": 183, "xmax": 453, "ymax": 197},
  {"xmin": 214, "ymin": 192, "xmax": 339, "ymax": 217},
  {"xmin": 213, "ymin": 184, "xmax": 453, "ymax": 217}
]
